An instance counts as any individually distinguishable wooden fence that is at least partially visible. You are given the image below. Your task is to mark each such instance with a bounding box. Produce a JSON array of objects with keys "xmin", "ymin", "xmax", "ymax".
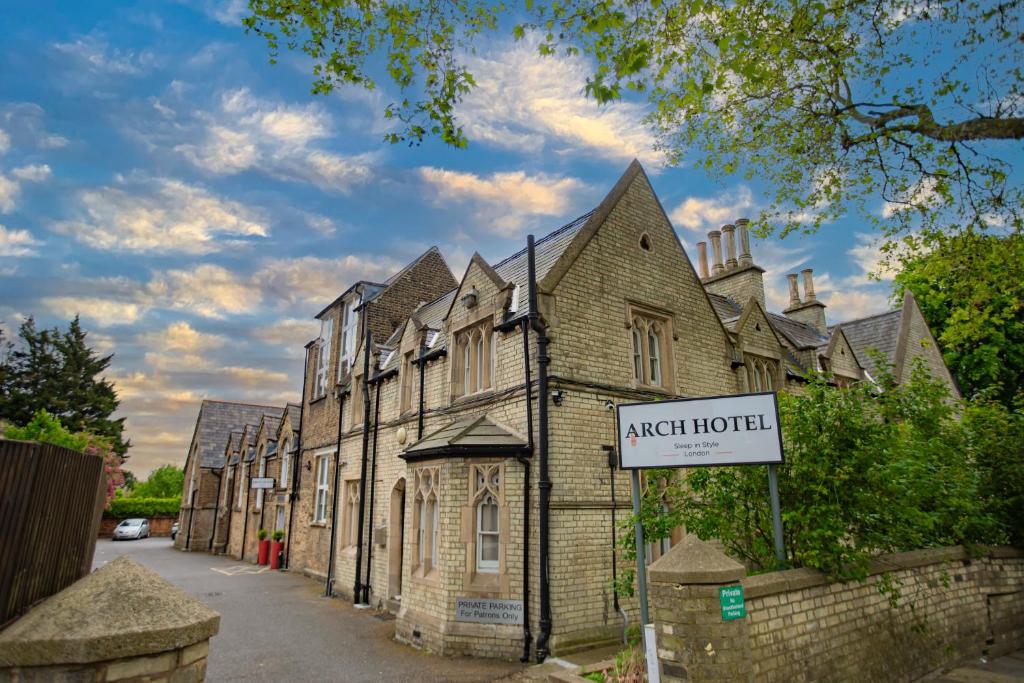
[{"xmin": 0, "ymin": 438, "xmax": 106, "ymax": 627}]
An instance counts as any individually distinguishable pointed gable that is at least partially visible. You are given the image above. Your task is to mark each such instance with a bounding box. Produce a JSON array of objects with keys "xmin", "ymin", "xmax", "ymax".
[{"xmin": 734, "ymin": 298, "xmax": 786, "ymax": 358}]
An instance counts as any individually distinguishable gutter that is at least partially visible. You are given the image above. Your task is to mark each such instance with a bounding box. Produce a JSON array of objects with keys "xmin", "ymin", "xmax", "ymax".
[
  {"xmin": 209, "ymin": 468, "xmax": 224, "ymax": 552},
  {"xmin": 285, "ymin": 345, "xmax": 311, "ymax": 569},
  {"xmin": 517, "ymin": 311, "xmax": 536, "ymax": 662},
  {"xmin": 241, "ymin": 458, "xmax": 253, "ymax": 560}
]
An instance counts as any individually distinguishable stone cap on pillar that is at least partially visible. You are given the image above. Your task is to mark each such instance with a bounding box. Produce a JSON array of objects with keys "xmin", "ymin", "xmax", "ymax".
[
  {"xmin": 648, "ymin": 534, "xmax": 746, "ymax": 585},
  {"xmin": 0, "ymin": 556, "xmax": 220, "ymax": 667}
]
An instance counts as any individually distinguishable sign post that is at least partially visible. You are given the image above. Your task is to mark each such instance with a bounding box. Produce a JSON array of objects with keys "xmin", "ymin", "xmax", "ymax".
[{"xmin": 616, "ymin": 391, "xmax": 786, "ymax": 680}]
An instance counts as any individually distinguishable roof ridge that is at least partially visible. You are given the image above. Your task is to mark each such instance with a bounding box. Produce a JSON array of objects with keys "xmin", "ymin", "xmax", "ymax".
[
  {"xmin": 490, "ymin": 209, "xmax": 597, "ymax": 271},
  {"xmin": 833, "ymin": 306, "xmax": 902, "ymax": 328},
  {"xmin": 202, "ymin": 399, "xmax": 285, "ymax": 409}
]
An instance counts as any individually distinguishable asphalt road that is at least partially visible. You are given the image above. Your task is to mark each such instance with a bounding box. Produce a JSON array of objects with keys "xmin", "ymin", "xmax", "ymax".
[{"xmin": 93, "ymin": 538, "xmax": 523, "ymax": 683}]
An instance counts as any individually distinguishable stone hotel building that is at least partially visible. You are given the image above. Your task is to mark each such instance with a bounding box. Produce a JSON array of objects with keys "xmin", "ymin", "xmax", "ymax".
[{"xmin": 176, "ymin": 161, "xmax": 958, "ymax": 660}]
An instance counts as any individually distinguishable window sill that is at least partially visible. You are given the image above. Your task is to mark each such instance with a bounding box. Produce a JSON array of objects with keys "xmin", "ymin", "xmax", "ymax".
[
  {"xmin": 467, "ymin": 571, "xmax": 501, "ymax": 593},
  {"xmin": 450, "ymin": 389, "xmax": 495, "ymax": 406},
  {"xmin": 309, "ymin": 395, "xmax": 327, "ymax": 406},
  {"xmin": 310, "ymin": 521, "xmax": 328, "ymax": 528},
  {"xmin": 411, "ymin": 566, "xmax": 440, "ymax": 585},
  {"xmin": 631, "ymin": 383, "xmax": 672, "ymax": 395}
]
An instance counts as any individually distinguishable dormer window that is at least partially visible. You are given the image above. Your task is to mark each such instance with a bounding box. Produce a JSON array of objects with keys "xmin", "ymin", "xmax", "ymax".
[
  {"xmin": 338, "ymin": 297, "xmax": 360, "ymax": 379},
  {"xmin": 628, "ymin": 304, "xmax": 673, "ymax": 390}
]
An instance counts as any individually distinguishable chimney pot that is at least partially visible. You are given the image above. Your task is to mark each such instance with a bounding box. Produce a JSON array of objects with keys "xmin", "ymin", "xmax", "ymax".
[
  {"xmin": 722, "ymin": 224, "xmax": 738, "ymax": 270},
  {"xmin": 697, "ymin": 241, "xmax": 709, "ymax": 279},
  {"xmin": 708, "ymin": 231, "xmax": 724, "ymax": 274},
  {"xmin": 736, "ymin": 218, "xmax": 753, "ymax": 267},
  {"xmin": 801, "ymin": 268, "xmax": 817, "ymax": 301},
  {"xmin": 787, "ymin": 273, "xmax": 801, "ymax": 307}
]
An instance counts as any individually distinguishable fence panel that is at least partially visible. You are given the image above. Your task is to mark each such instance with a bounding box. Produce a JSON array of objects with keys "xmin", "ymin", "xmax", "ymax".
[{"xmin": 0, "ymin": 438, "xmax": 105, "ymax": 626}]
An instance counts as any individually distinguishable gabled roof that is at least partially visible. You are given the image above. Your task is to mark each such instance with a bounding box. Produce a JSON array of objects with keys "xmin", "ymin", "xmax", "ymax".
[
  {"xmin": 831, "ymin": 308, "xmax": 902, "ymax": 377},
  {"xmin": 191, "ymin": 400, "xmax": 284, "ymax": 470},
  {"xmin": 707, "ymin": 292, "xmax": 742, "ymax": 321},
  {"xmin": 402, "ymin": 414, "xmax": 529, "ymax": 460},
  {"xmin": 767, "ymin": 313, "xmax": 829, "ymax": 349}
]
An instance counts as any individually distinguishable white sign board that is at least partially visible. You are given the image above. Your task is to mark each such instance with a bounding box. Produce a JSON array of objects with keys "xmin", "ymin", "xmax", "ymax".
[
  {"xmin": 455, "ymin": 598, "xmax": 523, "ymax": 625},
  {"xmin": 617, "ymin": 392, "xmax": 783, "ymax": 470},
  {"xmin": 250, "ymin": 477, "xmax": 275, "ymax": 489},
  {"xmin": 644, "ymin": 623, "xmax": 661, "ymax": 683}
]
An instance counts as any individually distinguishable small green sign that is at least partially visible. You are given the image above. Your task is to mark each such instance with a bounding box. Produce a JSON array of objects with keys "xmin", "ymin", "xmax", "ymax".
[{"xmin": 719, "ymin": 585, "xmax": 746, "ymax": 621}]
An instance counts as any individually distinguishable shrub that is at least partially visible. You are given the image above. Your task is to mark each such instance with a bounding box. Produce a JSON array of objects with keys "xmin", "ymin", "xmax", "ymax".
[
  {"xmin": 105, "ymin": 497, "xmax": 181, "ymax": 519},
  {"xmin": 272, "ymin": 529, "xmax": 285, "ymax": 541},
  {"xmin": 257, "ymin": 528, "xmax": 268, "ymax": 540}
]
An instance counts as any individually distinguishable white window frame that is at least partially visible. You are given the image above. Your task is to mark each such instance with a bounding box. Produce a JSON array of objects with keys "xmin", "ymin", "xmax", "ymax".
[
  {"xmin": 314, "ymin": 456, "xmax": 330, "ymax": 523},
  {"xmin": 315, "ymin": 317, "xmax": 334, "ymax": 399},
  {"xmin": 237, "ymin": 460, "xmax": 246, "ymax": 508},
  {"xmin": 280, "ymin": 438, "xmax": 290, "ymax": 489},
  {"xmin": 476, "ymin": 494, "xmax": 500, "ymax": 573},
  {"xmin": 275, "ymin": 506, "xmax": 286, "ymax": 531},
  {"xmin": 339, "ymin": 297, "xmax": 360, "ymax": 379},
  {"xmin": 629, "ymin": 307, "xmax": 673, "ymax": 390},
  {"xmin": 255, "ymin": 446, "xmax": 266, "ymax": 510}
]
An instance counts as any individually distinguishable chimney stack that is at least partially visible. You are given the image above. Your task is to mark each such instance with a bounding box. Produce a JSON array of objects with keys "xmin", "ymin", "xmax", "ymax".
[
  {"xmin": 801, "ymin": 268, "xmax": 817, "ymax": 301},
  {"xmin": 786, "ymin": 273, "xmax": 801, "ymax": 307},
  {"xmin": 697, "ymin": 241, "xmax": 710, "ymax": 279},
  {"xmin": 737, "ymin": 218, "xmax": 753, "ymax": 267},
  {"xmin": 709, "ymin": 230, "xmax": 724, "ymax": 275},
  {"xmin": 722, "ymin": 224, "xmax": 738, "ymax": 270}
]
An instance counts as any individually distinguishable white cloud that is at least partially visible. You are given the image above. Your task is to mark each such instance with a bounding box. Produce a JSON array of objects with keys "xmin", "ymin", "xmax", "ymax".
[
  {"xmin": 256, "ymin": 254, "xmax": 403, "ymax": 309},
  {"xmin": 52, "ymin": 36, "xmax": 155, "ymax": 76},
  {"xmin": 11, "ymin": 164, "xmax": 51, "ymax": 182},
  {"xmin": 670, "ymin": 186, "xmax": 755, "ymax": 232},
  {"xmin": 1, "ymin": 103, "xmax": 69, "ymax": 150},
  {"xmin": 138, "ymin": 321, "xmax": 228, "ymax": 370},
  {"xmin": 222, "ymin": 366, "xmax": 290, "ymax": 387},
  {"xmin": 176, "ymin": 88, "xmax": 375, "ymax": 193},
  {"xmin": 460, "ymin": 38, "xmax": 659, "ymax": 164},
  {"xmin": 254, "ymin": 317, "xmax": 321, "ymax": 350},
  {"xmin": 197, "ymin": 0, "xmax": 249, "ymax": 25},
  {"xmin": 43, "ymin": 297, "xmax": 144, "ymax": 326},
  {"xmin": 0, "ymin": 176, "xmax": 18, "ymax": 213},
  {"xmin": 418, "ymin": 167, "xmax": 585, "ymax": 236},
  {"xmin": 882, "ymin": 177, "xmax": 941, "ymax": 218},
  {"xmin": 0, "ymin": 129, "xmax": 9, "ymax": 155},
  {"xmin": 55, "ymin": 178, "xmax": 267, "ymax": 254},
  {"xmin": 0, "ymin": 225, "xmax": 42, "ymax": 256},
  {"xmin": 146, "ymin": 264, "xmax": 262, "ymax": 319}
]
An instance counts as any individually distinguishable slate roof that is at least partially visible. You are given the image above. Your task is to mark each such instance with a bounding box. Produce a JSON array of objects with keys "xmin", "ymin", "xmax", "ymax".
[
  {"xmin": 403, "ymin": 414, "xmax": 528, "ymax": 460},
  {"xmin": 831, "ymin": 308, "xmax": 903, "ymax": 377},
  {"xmin": 766, "ymin": 313, "xmax": 829, "ymax": 349},
  {"xmin": 707, "ymin": 292, "xmax": 742, "ymax": 321},
  {"xmin": 192, "ymin": 401, "xmax": 284, "ymax": 469},
  {"xmin": 285, "ymin": 403, "xmax": 301, "ymax": 430}
]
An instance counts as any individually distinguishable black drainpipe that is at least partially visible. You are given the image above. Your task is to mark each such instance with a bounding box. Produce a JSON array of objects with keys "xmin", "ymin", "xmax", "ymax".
[
  {"xmin": 285, "ymin": 345, "xmax": 311, "ymax": 569},
  {"xmin": 325, "ymin": 388, "xmax": 346, "ymax": 596},
  {"xmin": 416, "ymin": 336, "xmax": 427, "ymax": 439},
  {"xmin": 527, "ymin": 235, "xmax": 553, "ymax": 662},
  {"xmin": 185, "ymin": 488, "xmax": 196, "ymax": 550},
  {"xmin": 363, "ymin": 377, "xmax": 383, "ymax": 605},
  {"xmin": 223, "ymin": 466, "xmax": 233, "ymax": 552},
  {"xmin": 518, "ymin": 314, "xmax": 535, "ymax": 662},
  {"xmin": 209, "ymin": 469, "xmax": 224, "ymax": 552},
  {"xmin": 241, "ymin": 458, "xmax": 253, "ymax": 560},
  {"xmin": 354, "ymin": 307, "xmax": 373, "ymax": 604}
]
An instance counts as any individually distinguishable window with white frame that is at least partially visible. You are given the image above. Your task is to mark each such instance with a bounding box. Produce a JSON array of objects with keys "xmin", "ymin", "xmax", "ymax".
[
  {"xmin": 399, "ymin": 350, "xmax": 415, "ymax": 413},
  {"xmin": 255, "ymin": 445, "xmax": 266, "ymax": 510},
  {"xmin": 472, "ymin": 464, "xmax": 502, "ymax": 573},
  {"xmin": 314, "ymin": 456, "xmax": 330, "ymax": 523},
  {"xmin": 236, "ymin": 460, "xmax": 247, "ymax": 509},
  {"xmin": 314, "ymin": 317, "xmax": 334, "ymax": 399},
  {"xmin": 338, "ymin": 297, "xmax": 360, "ymax": 379},
  {"xmin": 280, "ymin": 437, "xmax": 291, "ymax": 489},
  {"xmin": 452, "ymin": 322, "xmax": 494, "ymax": 398},
  {"xmin": 413, "ymin": 466, "xmax": 439, "ymax": 574},
  {"xmin": 344, "ymin": 480, "xmax": 360, "ymax": 547},
  {"xmin": 629, "ymin": 307, "xmax": 672, "ymax": 390},
  {"xmin": 275, "ymin": 506, "xmax": 286, "ymax": 531}
]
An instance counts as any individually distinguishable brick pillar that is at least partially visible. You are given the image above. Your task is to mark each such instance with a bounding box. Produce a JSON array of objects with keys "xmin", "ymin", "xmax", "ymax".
[{"xmin": 647, "ymin": 535, "xmax": 753, "ymax": 683}]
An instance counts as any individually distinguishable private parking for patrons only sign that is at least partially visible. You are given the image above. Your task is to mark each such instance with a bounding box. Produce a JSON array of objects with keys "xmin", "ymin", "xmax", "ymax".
[{"xmin": 616, "ymin": 392, "xmax": 784, "ymax": 470}]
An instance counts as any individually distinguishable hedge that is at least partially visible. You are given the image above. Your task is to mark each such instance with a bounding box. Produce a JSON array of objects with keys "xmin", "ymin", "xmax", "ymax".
[{"xmin": 104, "ymin": 497, "xmax": 181, "ymax": 519}]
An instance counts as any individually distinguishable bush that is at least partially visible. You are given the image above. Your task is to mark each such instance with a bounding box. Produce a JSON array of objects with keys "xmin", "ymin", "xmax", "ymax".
[
  {"xmin": 272, "ymin": 529, "xmax": 285, "ymax": 541},
  {"xmin": 616, "ymin": 358, "xmax": 1011, "ymax": 595},
  {"xmin": 104, "ymin": 497, "xmax": 181, "ymax": 519}
]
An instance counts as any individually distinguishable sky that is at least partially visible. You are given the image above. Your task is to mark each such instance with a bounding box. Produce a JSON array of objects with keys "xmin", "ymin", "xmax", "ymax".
[{"xmin": 0, "ymin": 1, "xmax": 900, "ymax": 478}]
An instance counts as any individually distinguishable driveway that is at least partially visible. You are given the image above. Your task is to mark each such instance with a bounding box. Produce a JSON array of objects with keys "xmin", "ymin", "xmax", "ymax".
[{"xmin": 93, "ymin": 538, "xmax": 523, "ymax": 683}]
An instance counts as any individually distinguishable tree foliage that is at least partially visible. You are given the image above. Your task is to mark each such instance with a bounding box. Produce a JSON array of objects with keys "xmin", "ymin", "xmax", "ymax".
[
  {"xmin": 614, "ymin": 361, "xmax": 1016, "ymax": 596},
  {"xmin": 893, "ymin": 232, "xmax": 1023, "ymax": 406},
  {"xmin": 132, "ymin": 465, "xmax": 185, "ymax": 499},
  {"xmin": 246, "ymin": 0, "xmax": 1023, "ymax": 242},
  {"xmin": 0, "ymin": 316, "xmax": 128, "ymax": 456},
  {"xmin": 104, "ymin": 497, "xmax": 181, "ymax": 519},
  {"xmin": 5, "ymin": 409, "xmax": 126, "ymax": 507}
]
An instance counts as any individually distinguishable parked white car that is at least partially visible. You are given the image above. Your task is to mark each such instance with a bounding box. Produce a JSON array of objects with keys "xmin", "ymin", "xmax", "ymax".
[{"xmin": 113, "ymin": 518, "xmax": 150, "ymax": 541}]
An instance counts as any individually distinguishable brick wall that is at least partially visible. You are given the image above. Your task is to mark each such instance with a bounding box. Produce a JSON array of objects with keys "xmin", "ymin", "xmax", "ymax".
[{"xmin": 742, "ymin": 547, "xmax": 1024, "ymax": 682}]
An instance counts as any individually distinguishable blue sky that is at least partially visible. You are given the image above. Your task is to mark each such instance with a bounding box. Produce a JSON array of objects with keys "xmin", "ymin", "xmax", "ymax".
[{"xmin": 0, "ymin": 1, "xmax": 898, "ymax": 476}]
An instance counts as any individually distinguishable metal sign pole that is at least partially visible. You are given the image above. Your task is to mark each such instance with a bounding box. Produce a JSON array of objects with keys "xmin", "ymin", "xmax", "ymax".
[
  {"xmin": 767, "ymin": 463, "xmax": 785, "ymax": 569},
  {"xmin": 630, "ymin": 469, "xmax": 650, "ymax": 626}
]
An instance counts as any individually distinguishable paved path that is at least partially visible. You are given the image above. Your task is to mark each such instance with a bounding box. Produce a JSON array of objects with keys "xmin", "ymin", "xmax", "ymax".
[
  {"xmin": 93, "ymin": 538, "xmax": 523, "ymax": 683},
  {"xmin": 928, "ymin": 651, "xmax": 1024, "ymax": 682}
]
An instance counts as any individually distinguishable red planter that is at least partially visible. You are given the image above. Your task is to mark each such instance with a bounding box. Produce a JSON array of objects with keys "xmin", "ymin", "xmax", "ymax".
[
  {"xmin": 270, "ymin": 541, "xmax": 284, "ymax": 569},
  {"xmin": 257, "ymin": 539, "xmax": 270, "ymax": 565}
]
